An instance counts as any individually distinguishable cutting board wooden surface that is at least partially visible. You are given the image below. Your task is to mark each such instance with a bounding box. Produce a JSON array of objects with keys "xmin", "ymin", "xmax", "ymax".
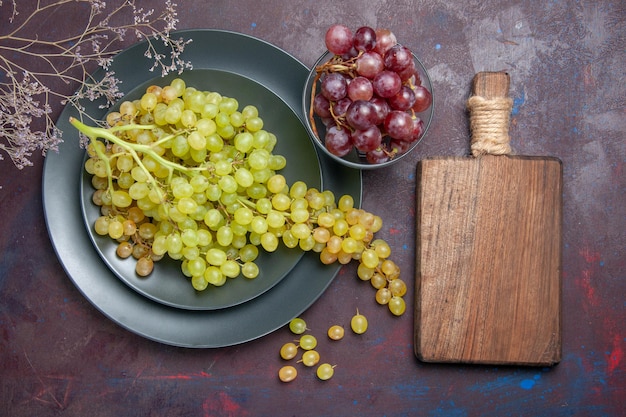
[{"xmin": 415, "ymin": 72, "xmax": 562, "ymax": 366}]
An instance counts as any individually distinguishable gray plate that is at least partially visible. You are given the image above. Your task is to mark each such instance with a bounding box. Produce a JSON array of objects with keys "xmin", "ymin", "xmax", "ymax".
[
  {"xmin": 80, "ymin": 69, "xmax": 322, "ymax": 310},
  {"xmin": 43, "ymin": 29, "xmax": 362, "ymax": 348}
]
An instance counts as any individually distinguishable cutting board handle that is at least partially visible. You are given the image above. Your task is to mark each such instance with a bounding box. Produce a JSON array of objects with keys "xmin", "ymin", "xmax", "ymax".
[{"xmin": 467, "ymin": 72, "xmax": 514, "ymax": 157}]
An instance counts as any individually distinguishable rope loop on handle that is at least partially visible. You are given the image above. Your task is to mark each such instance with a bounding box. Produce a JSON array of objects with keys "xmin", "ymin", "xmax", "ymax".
[{"xmin": 467, "ymin": 95, "xmax": 513, "ymax": 157}]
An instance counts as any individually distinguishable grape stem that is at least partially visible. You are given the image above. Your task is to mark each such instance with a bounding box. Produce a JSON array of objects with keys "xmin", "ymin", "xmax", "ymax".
[{"xmin": 70, "ymin": 118, "xmax": 211, "ymax": 206}]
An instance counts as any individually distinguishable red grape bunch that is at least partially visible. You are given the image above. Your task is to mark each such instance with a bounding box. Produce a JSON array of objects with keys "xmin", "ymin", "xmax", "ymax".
[{"xmin": 310, "ymin": 25, "xmax": 432, "ymax": 164}]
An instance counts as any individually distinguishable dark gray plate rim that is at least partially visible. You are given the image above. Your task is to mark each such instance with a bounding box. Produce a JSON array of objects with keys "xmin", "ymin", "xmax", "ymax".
[{"xmin": 42, "ymin": 29, "xmax": 362, "ymax": 348}]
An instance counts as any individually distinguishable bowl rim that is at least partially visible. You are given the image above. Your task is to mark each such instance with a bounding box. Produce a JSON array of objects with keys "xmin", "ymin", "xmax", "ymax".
[{"xmin": 302, "ymin": 49, "xmax": 434, "ymax": 170}]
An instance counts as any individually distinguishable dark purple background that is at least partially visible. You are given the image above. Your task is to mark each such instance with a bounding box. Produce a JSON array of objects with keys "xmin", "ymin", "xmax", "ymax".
[{"xmin": 1, "ymin": 1, "xmax": 624, "ymax": 416}]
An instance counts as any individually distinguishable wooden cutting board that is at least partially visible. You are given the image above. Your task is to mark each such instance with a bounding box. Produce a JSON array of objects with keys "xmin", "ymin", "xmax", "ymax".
[{"xmin": 414, "ymin": 72, "xmax": 562, "ymax": 366}]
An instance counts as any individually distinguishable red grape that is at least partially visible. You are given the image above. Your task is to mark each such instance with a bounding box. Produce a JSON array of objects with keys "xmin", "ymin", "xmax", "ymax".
[
  {"xmin": 411, "ymin": 85, "xmax": 432, "ymax": 113},
  {"xmin": 352, "ymin": 125, "xmax": 382, "ymax": 152},
  {"xmin": 347, "ymin": 76, "xmax": 374, "ymax": 101},
  {"xmin": 333, "ymin": 97, "xmax": 352, "ymax": 118},
  {"xmin": 366, "ymin": 147, "xmax": 390, "ymax": 164},
  {"xmin": 373, "ymin": 28, "xmax": 397, "ymax": 56},
  {"xmin": 387, "ymin": 85, "xmax": 416, "ymax": 111},
  {"xmin": 321, "ymin": 72, "xmax": 347, "ymax": 101},
  {"xmin": 369, "ymin": 96, "xmax": 391, "ymax": 125},
  {"xmin": 372, "ymin": 70, "xmax": 402, "ymax": 98},
  {"xmin": 325, "ymin": 24, "xmax": 354, "ymax": 55},
  {"xmin": 324, "ymin": 126, "xmax": 353, "ymax": 157},
  {"xmin": 313, "ymin": 94, "xmax": 331, "ymax": 118},
  {"xmin": 353, "ymin": 26, "xmax": 377, "ymax": 52},
  {"xmin": 384, "ymin": 110, "xmax": 414, "ymax": 141},
  {"xmin": 384, "ymin": 44, "xmax": 413, "ymax": 73},
  {"xmin": 346, "ymin": 100, "xmax": 377, "ymax": 130},
  {"xmin": 356, "ymin": 51, "xmax": 385, "ymax": 79}
]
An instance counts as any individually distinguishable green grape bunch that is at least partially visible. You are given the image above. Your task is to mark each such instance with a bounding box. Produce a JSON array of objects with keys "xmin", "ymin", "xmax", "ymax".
[{"xmin": 72, "ymin": 78, "xmax": 407, "ymax": 316}]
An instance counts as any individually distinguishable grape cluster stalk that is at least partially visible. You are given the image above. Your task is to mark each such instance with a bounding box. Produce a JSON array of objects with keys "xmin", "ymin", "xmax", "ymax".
[
  {"xmin": 310, "ymin": 25, "xmax": 433, "ymax": 164},
  {"xmin": 73, "ymin": 77, "xmax": 407, "ymax": 316}
]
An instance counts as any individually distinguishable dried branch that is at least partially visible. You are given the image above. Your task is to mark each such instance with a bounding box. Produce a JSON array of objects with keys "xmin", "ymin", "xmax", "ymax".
[{"xmin": 0, "ymin": 0, "xmax": 192, "ymax": 173}]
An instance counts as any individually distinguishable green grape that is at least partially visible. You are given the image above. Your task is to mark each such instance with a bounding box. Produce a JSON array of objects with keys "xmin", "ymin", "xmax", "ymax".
[
  {"xmin": 204, "ymin": 266, "xmax": 226, "ymax": 286},
  {"xmin": 370, "ymin": 273, "xmax": 387, "ymax": 290},
  {"xmin": 191, "ymin": 275, "xmax": 209, "ymax": 291},
  {"xmin": 166, "ymin": 232, "xmax": 183, "ymax": 254},
  {"xmin": 239, "ymin": 244, "xmax": 259, "ymax": 262},
  {"xmin": 381, "ymin": 259, "xmax": 400, "ymax": 280},
  {"xmin": 361, "ymin": 248, "xmax": 379, "ymax": 269},
  {"xmin": 357, "ymin": 263, "xmax": 375, "ymax": 281},
  {"xmin": 248, "ymin": 149, "xmax": 270, "ymax": 170},
  {"xmin": 260, "ymin": 232, "xmax": 278, "ymax": 252},
  {"xmin": 282, "ymin": 230, "xmax": 299, "ymax": 248},
  {"xmin": 388, "ymin": 296, "xmax": 406, "ymax": 316},
  {"xmin": 316, "ymin": 363, "xmax": 336, "ymax": 381},
  {"xmin": 290, "ymin": 223, "xmax": 311, "ymax": 240},
  {"xmin": 218, "ymin": 175, "xmax": 238, "ymax": 194},
  {"xmin": 290, "ymin": 208, "xmax": 310, "ymax": 224},
  {"xmin": 332, "ymin": 219, "xmax": 349, "ymax": 236},
  {"xmin": 268, "ymin": 155, "xmax": 286, "ymax": 170},
  {"xmin": 338, "ymin": 194, "xmax": 354, "ymax": 211},
  {"xmin": 241, "ymin": 261, "xmax": 259, "ymax": 279},
  {"xmin": 278, "ymin": 365, "xmax": 297, "ymax": 383},
  {"xmin": 351, "ymin": 309, "xmax": 368, "ymax": 334},
  {"xmin": 388, "ymin": 278, "xmax": 407, "ymax": 297},
  {"xmin": 116, "ymin": 241, "xmax": 133, "ymax": 258},
  {"xmin": 187, "ymin": 131, "xmax": 205, "ymax": 150},
  {"xmin": 112, "ymin": 190, "xmax": 132, "ymax": 208},
  {"xmin": 234, "ymin": 167, "xmax": 254, "ymax": 188},
  {"xmin": 267, "ymin": 174, "xmax": 287, "ymax": 194},
  {"xmin": 220, "ymin": 260, "xmax": 240, "ymax": 278},
  {"xmin": 180, "ymin": 229, "xmax": 199, "ymax": 247},
  {"xmin": 376, "ymin": 287, "xmax": 392, "ymax": 305},
  {"xmin": 246, "ymin": 116, "xmax": 264, "ymax": 132},
  {"xmin": 327, "ymin": 325, "xmax": 344, "ymax": 341},
  {"xmin": 341, "ymin": 237, "xmax": 359, "ymax": 254},
  {"xmin": 245, "ymin": 183, "xmax": 267, "ymax": 200},
  {"xmin": 234, "ymin": 132, "xmax": 254, "ymax": 153},
  {"xmin": 271, "ymin": 193, "xmax": 291, "ymax": 211},
  {"xmin": 299, "ymin": 350, "xmax": 320, "ymax": 367},
  {"xmin": 108, "ymin": 219, "xmax": 124, "ymax": 239},
  {"xmin": 298, "ymin": 235, "xmax": 316, "ymax": 252},
  {"xmin": 206, "ymin": 247, "xmax": 227, "ymax": 266},
  {"xmin": 177, "ymin": 197, "xmax": 198, "ymax": 214},
  {"xmin": 233, "ymin": 206, "xmax": 253, "ymax": 225},
  {"xmin": 289, "ymin": 317, "xmax": 307, "ymax": 334},
  {"xmin": 371, "ymin": 239, "xmax": 392, "ymax": 259},
  {"xmin": 298, "ymin": 334, "xmax": 317, "ymax": 350},
  {"xmin": 245, "ymin": 216, "xmax": 266, "ymax": 235},
  {"xmin": 94, "ymin": 216, "xmax": 110, "ymax": 235},
  {"xmin": 280, "ymin": 342, "xmax": 298, "ymax": 360},
  {"xmin": 196, "ymin": 118, "xmax": 216, "ymax": 136},
  {"xmin": 187, "ymin": 257, "xmax": 207, "ymax": 276},
  {"xmin": 214, "ymin": 159, "xmax": 232, "ymax": 176},
  {"xmin": 206, "ymin": 133, "xmax": 224, "ymax": 152},
  {"xmin": 252, "ymin": 130, "xmax": 270, "ymax": 148},
  {"xmin": 266, "ymin": 210, "xmax": 285, "ymax": 229}
]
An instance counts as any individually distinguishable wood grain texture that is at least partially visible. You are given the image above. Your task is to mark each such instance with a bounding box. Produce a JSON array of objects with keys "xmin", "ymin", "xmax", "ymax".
[
  {"xmin": 414, "ymin": 72, "xmax": 563, "ymax": 366},
  {"xmin": 415, "ymin": 155, "xmax": 562, "ymax": 365}
]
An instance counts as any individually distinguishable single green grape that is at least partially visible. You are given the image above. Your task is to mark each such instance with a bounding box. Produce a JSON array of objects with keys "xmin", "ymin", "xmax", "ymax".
[
  {"xmin": 351, "ymin": 309, "xmax": 368, "ymax": 334},
  {"xmin": 316, "ymin": 363, "xmax": 336, "ymax": 381},
  {"xmin": 299, "ymin": 350, "xmax": 320, "ymax": 367},
  {"xmin": 327, "ymin": 325, "xmax": 344, "ymax": 341},
  {"xmin": 280, "ymin": 342, "xmax": 298, "ymax": 360},
  {"xmin": 289, "ymin": 318, "xmax": 307, "ymax": 335},
  {"xmin": 388, "ymin": 296, "xmax": 406, "ymax": 316},
  {"xmin": 298, "ymin": 334, "xmax": 317, "ymax": 350},
  {"xmin": 278, "ymin": 365, "xmax": 297, "ymax": 383}
]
